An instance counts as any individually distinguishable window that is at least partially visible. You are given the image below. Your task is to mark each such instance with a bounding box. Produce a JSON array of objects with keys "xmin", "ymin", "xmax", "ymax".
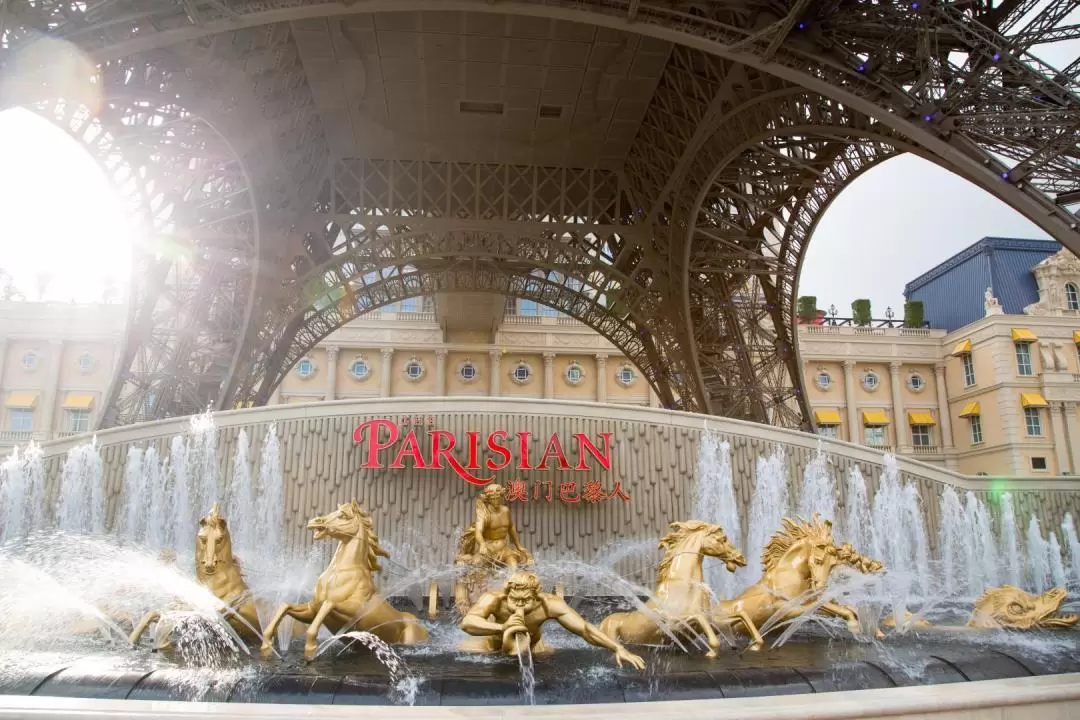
[
  {"xmin": 349, "ymin": 359, "xmax": 370, "ymax": 380},
  {"xmin": 1024, "ymin": 407, "xmax": 1043, "ymax": 436},
  {"xmin": 815, "ymin": 371, "xmax": 831, "ymax": 390},
  {"xmin": 1031, "ymin": 456, "xmax": 1048, "ymax": 472},
  {"xmin": 518, "ymin": 300, "xmax": 559, "ymax": 317},
  {"xmin": 21, "ymin": 352, "xmax": 38, "ymax": 371},
  {"xmin": 961, "ymin": 354, "xmax": 976, "ymax": 387},
  {"xmin": 565, "ymin": 362, "xmax": 584, "ymax": 385},
  {"xmin": 77, "ymin": 353, "xmax": 94, "ymax": 373},
  {"xmin": 1066, "ymin": 283, "xmax": 1080, "ymax": 311},
  {"xmin": 616, "ymin": 366, "xmax": 636, "ymax": 387},
  {"xmin": 459, "ymin": 362, "xmax": 477, "ymax": 382},
  {"xmin": 863, "ymin": 425, "xmax": 887, "ymax": 446},
  {"xmin": 862, "ymin": 372, "xmax": 879, "ymax": 392},
  {"xmin": 384, "ymin": 297, "xmax": 421, "ymax": 313},
  {"xmin": 1015, "ymin": 342, "xmax": 1033, "ymax": 376},
  {"xmin": 515, "ymin": 365, "xmax": 531, "ymax": 382},
  {"xmin": 67, "ymin": 409, "xmax": 90, "ymax": 433},
  {"xmin": 911, "ymin": 425, "xmax": 932, "ymax": 447},
  {"xmin": 296, "ymin": 358, "xmax": 315, "ymax": 378},
  {"xmin": 969, "ymin": 415, "xmax": 983, "ymax": 445},
  {"xmin": 8, "ymin": 408, "xmax": 33, "ymax": 432},
  {"xmin": 404, "ymin": 359, "xmax": 425, "ymax": 381},
  {"xmin": 907, "ymin": 374, "xmax": 924, "ymax": 392},
  {"xmin": 817, "ymin": 424, "xmax": 839, "ymax": 439}
]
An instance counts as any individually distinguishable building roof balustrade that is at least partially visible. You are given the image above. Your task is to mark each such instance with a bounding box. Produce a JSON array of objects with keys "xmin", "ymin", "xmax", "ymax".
[{"xmin": 798, "ymin": 324, "xmax": 946, "ymax": 339}]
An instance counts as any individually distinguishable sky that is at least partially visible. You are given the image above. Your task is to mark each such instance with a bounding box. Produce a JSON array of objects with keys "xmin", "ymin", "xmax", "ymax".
[{"xmin": 0, "ymin": 11, "xmax": 1075, "ymax": 310}]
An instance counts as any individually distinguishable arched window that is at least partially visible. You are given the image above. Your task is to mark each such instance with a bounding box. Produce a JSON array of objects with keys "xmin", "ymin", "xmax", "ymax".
[{"xmin": 1066, "ymin": 283, "xmax": 1080, "ymax": 311}]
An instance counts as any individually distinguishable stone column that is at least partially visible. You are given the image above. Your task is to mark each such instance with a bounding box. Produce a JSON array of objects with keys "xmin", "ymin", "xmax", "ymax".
[
  {"xmin": 324, "ymin": 345, "xmax": 339, "ymax": 401},
  {"xmin": 933, "ymin": 363, "xmax": 954, "ymax": 450},
  {"xmin": 889, "ymin": 361, "xmax": 906, "ymax": 450},
  {"xmin": 379, "ymin": 348, "xmax": 394, "ymax": 398},
  {"xmin": 269, "ymin": 386, "xmax": 282, "ymax": 405},
  {"xmin": 1050, "ymin": 402, "xmax": 1071, "ymax": 474},
  {"xmin": 842, "ymin": 360, "xmax": 859, "ymax": 444},
  {"xmin": 489, "ymin": 349, "xmax": 502, "ymax": 397},
  {"xmin": 435, "ymin": 349, "xmax": 448, "ymax": 396},
  {"xmin": 595, "ymin": 354, "xmax": 608, "ymax": 403},
  {"xmin": 0, "ymin": 338, "xmax": 7, "ymax": 391},
  {"xmin": 543, "ymin": 352, "xmax": 555, "ymax": 399},
  {"xmin": 1064, "ymin": 402, "xmax": 1080, "ymax": 475},
  {"xmin": 41, "ymin": 339, "xmax": 64, "ymax": 437}
]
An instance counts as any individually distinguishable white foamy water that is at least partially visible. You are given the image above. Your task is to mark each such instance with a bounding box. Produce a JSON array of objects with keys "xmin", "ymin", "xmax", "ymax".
[
  {"xmin": 55, "ymin": 440, "xmax": 105, "ymax": 535},
  {"xmin": 1062, "ymin": 513, "xmax": 1080, "ymax": 585},
  {"xmin": 743, "ymin": 448, "xmax": 788, "ymax": 586},
  {"xmin": 1027, "ymin": 515, "xmax": 1051, "ymax": 593},
  {"xmin": 999, "ymin": 493, "xmax": 1024, "ymax": 587},
  {"xmin": 0, "ymin": 444, "xmax": 46, "ymax": 544},
  {"xmin": 840, "ymin": 465, "xmax": 873, "ymax": 553},
  {"xmin": 796, "ymin": 445, "xmax": 835, "ymax": 526},
  {"xmin": 692, "ymin": 431, "xmax": 741, "ymax": 599}
]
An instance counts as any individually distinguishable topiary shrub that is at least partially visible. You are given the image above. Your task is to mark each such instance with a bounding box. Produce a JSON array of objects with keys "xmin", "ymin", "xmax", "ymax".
[
  {"xmin": 903, "ymin": 301, "xmax": 925, "ymax": 328},
  {"xmin": 852, "ymin": 298, "xmax": 872, "ymax": 326},
  {"xmin": 797, "ymin": 296, "xmax": 818, "ymax": 323}
]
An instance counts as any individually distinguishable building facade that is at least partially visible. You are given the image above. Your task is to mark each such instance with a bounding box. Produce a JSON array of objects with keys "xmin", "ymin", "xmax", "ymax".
[{"xmin": 3, "ymin": 239, "xmax": 1078, "ymax": 477}]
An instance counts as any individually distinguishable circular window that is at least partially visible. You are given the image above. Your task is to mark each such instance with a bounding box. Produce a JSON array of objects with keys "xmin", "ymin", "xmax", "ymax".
[
  {"xmin": 403, "ymin": 358, "xmax": 425, "ymax": 382},
  {"xmin": 21, "ymin": 351, "xmax": 38, "ymax": 371},
  {"xmin": 510, "ymin": 361, "xmax": 533, "ymax": 385},
  {"xmin": 458, "ymin": 360, "xmax": 479, "ymax": 383},
  {"xmin": 862, "ymin": 371, "xmax": 879, "ymax": 392},
  {"xmin": 76, "ymin": 353, "xmax": 94, "ymax": 374},
  {"xmin": 815, "ymin": 370, "xmax": 832, "ymax": 391},
  {"xmin": 907, "ymin": 373, "xmax": 925, "ymax": 392},
  {"xmin": 349, "ymin": 358, "xmax": 370, "ymax": 381},
  {"xmin": 564, "ymin": 361, "xmax": 585, "ymax": 386},
  {"xmin": 615, "ymin": 364, "xmax": 636, "ymax": 387},
  {"xmin": 296, "ymin": 358, "xmax": 315, "ymax": 378}
]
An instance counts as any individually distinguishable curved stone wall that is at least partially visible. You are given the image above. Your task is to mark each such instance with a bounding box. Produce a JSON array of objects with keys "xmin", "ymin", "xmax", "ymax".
[{"xmin": 35, "ymin": 398, "xmax": 1080, "ymax": 586}]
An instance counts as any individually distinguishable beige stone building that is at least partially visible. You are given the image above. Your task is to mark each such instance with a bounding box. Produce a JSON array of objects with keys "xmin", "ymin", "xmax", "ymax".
[{"xmin": 3, "ymin": 248, "xmax": 1077, "ymax": 477}]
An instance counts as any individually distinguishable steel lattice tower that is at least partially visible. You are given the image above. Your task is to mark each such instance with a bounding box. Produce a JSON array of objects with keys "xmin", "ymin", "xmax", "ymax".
[{"xmin": 1, "ymin": 0, "xmax": 1077, "ymax": 429}]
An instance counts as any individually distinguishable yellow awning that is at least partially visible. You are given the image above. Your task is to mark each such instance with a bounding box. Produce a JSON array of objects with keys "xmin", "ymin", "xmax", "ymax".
[
  {"xmin": 5, "ymin": 393, "xmax": 38, "ymax": 409},
  {"xmin": 908, "ymin": 411, "xmax": 937, "ymax": 426},
  {"xmin": 1011, "ymin": 328, "xmax": 1038, "ymax": 342},
  {"xmin": 862, "ymin": 410, "xmax": 889, "ymax": 426},
  {"xmin": 951, "ymin": 339, "xmax": 972, "ymax": 355},
  {"xmin": 1073, "ymin": 330, "xmax": 1080, "ymax": 343},
  {"xmin": 959, "ymin": 402, "xmax": 981, "ymax": 417},
  {"xmin": 963, "ymin": 403, "xmax": 989, "ymax": 418},
  {"xmin": 814, "ymin": 409, "xmax": 842, "ymax": 425},
  {"xmin": 1021, "ymin": 392, "xmax": 1049, "ymax": 408},
  {"xmin": 62, "ymin": 394, "xmax": 94, "ymax": 410}
]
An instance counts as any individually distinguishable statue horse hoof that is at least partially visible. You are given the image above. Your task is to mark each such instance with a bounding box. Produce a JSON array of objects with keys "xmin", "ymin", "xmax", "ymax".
[{"xmin": 704, "ymin": 649, "xmax": 718, "ymax": 659}]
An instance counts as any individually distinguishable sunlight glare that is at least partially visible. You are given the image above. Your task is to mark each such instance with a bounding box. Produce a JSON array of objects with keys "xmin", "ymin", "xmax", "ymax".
[{"xmin": 0, "ymin": 106, "xmax": 130, "ymax": 303}]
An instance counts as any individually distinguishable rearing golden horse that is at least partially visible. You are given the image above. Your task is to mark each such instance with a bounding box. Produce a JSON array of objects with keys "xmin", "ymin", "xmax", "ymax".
[
  {"xmin": 599, "ymin": 521, "xmax": 746, "ymax": 658},
  {"xmin": 130, "ymin": 505, "xmax": 262, "ymax": 647},
  {"xmin": 710, "ymin": 515, "xmax": 883, "ymax": 651},
  {"xmin": 260, "ymin": 499, "xmax": 428, "ymax": 660}
]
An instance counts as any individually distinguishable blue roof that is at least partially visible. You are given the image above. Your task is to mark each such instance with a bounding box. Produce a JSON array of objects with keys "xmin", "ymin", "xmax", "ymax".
[{"xmin": 903, "ymin": 237, "xmax": 1061, "ymax": 332}]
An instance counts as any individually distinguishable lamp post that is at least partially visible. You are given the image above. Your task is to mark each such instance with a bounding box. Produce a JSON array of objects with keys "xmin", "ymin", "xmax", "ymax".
[
  {"xmin": 885, "ymin": 306, "xmax": 895, "ymax": 326},
  {"xmin": 828, "ymin": 304, "xmax": 838, "ymax": 325}
]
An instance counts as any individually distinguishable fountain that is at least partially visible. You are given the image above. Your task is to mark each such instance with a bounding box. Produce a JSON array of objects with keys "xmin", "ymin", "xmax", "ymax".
[{"xmin": 1, "ymin": 410, "xmax": 1079, "ymax": 709}]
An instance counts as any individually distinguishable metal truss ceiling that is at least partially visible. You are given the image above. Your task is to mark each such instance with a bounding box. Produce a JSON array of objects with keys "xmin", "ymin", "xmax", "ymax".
[{"xmin": 1, "ymin": 0, "xmax": 1077, "ymax": 429}]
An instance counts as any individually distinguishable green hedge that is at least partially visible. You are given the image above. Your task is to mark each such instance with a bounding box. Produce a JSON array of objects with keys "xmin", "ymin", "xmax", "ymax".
[
  {"xmin": 904, "ymin": 301, "xmax": 925, "ymax": 328},
  {"xmin": 797, "ymin": 295, "xmax": 818, "ymax": 322},
  {"xmin": 852, "ymin": 299, "xmax": 872, "ymax": 326}
]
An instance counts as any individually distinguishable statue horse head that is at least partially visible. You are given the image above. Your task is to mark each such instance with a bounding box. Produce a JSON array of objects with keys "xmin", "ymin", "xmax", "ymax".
[
  {"xmin": 761, "ymin": 514, "xmax": 883, "ymax": 593},
  {"xmin": 307, "ymin": 499, "xmax": 389, "ymax": 573},
  {"xmin": 197, "ymin": 504, "xmax": 235, "ymax": 577},
  {"xmin": 657, "ymin": 520, "xmax": 746, "ymax": 584}
]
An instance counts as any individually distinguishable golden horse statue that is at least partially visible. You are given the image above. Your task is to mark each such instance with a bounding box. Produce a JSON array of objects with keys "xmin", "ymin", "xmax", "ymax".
[
  {"xmin": 599, "ymin": 520, "xmax": 746, "ymax": 658},
  {"xmin": 130, "ymin": 505, "xmax": 262, "ymax": 647},
  {"xmin": 710, "ymin": 515, "xmax": 883, "ymax": 651},
  {"xmin": 453, "ymin": 484, "xmax": 533, "ymax": 613},
  {"xmin": 260, "ymin": 499, "xmax": 428, "ymax": 660}
]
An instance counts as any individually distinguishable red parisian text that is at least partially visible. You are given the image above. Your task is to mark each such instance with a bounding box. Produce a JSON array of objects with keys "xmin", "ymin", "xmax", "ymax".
[{"xmin": 353, "ymin": 419, "xmax": 613, "ymax": 487}]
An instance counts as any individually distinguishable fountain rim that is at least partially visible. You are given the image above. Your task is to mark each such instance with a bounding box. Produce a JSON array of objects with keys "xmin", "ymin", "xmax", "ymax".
[
  {"xmin": 32, "ymin": 397, "xmax": 1074, "ymax": 492},
  {"xmin": 0, "ymin": 672, "xmax": 1078, "ymax": 718}
]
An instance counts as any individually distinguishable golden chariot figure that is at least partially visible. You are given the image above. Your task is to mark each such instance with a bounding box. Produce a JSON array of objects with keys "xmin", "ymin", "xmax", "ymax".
[
  {"xmin": 459, "ymin": 571, "xmax": 645, "ymax": 670},
  {"xmin": 454, "ymin": 484, "xmax": 534, "ymax": 613},
  {"xmin": 967, "ymin": 586, "xmax": 1078, "ymax": 630}
]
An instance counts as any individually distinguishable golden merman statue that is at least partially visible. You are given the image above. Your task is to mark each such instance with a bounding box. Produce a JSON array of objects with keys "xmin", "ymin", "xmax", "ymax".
[
  {"xmin": 710, "ymin": 515, "xmax": 884, "ymax": 651},
  {"xmin": 967, "ymin": 586, "xmax": 1078, "ymax": 630},
  {"xmin": 459, "ymin": 570, "xmax": 646, "ymax": 670},
  {"xmin": 599, "ymin": 521, "xmax": 746, "ymax": 658},
  {"xmin": 130, "ymin": 505, "xmax": 262, "ymax": 647},
  {"xmin": 454, "ymin": 484, "xmax": 534, "ymax": 612},
  {"xmin": 260, "ymin": 499, "xmax": 428, "ymax": 660}
]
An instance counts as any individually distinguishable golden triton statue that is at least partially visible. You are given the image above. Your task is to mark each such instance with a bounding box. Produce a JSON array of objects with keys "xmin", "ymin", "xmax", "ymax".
[
  {"xmin": 130, "ymin": 505, "xmax": 262, "ymax": 647},
  {"xmin": 967, "ymin": 586, "xmax": 1079, "ymax": 630},
  {"xmin": 710, "ymin": 515, "xmax": 884, "ymax": 650},
  {"xmin": 260, "ymin": 499, "xmax": 428, "ymax": 660},
  {"xmin": 454, "ymin": 484, "xmax": 534, "ymax": 613},
  {"xmin": 599, "ymin": 520, "xmax": 746, "ymax": 658},
  {"xmin": 460, "ymin": 570, "xmax": 646, "ymax": 670}
]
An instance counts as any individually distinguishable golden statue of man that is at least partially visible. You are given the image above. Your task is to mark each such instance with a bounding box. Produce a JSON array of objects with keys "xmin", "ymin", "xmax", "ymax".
[
  {"xmin": 459, "ymin": 571, "xmax": 646, "ymax": 670},
  {"xmin": 456, "ymin": 484, "xmax": 533, "ymax": 569}
]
